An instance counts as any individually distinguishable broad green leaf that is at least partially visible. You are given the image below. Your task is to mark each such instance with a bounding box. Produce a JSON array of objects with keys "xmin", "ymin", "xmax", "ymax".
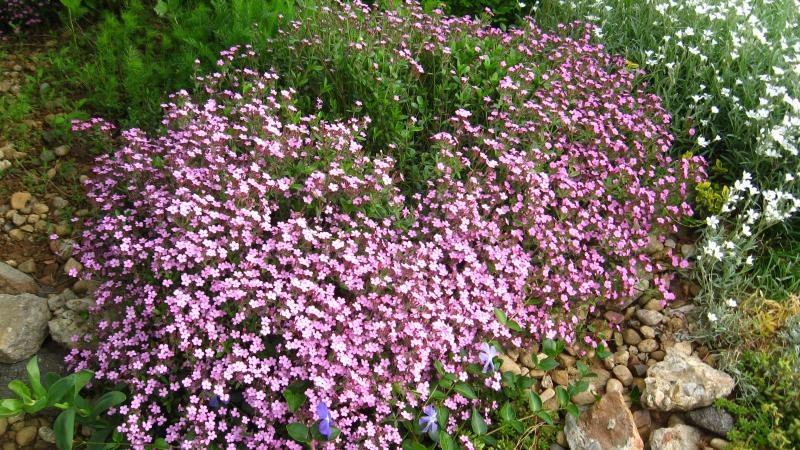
[
  {"xmin": 282, "ymin": 389, "xmax": 306, "ymax": 413},
  {"xmin": 154, "ymin": 0, "xmax": 168, "ymax": 17},
  {"xmin": 401, "ymin": 440, "xmax": 427, "ymax": 450},
  {"xmin": 22, "ymin": 397, "xmax": 47, "ymax": 414},
  {"xmin": 8, "ymin": 380, "xmax": 32, "ymax": 402},
  {"xmin": 438, "ymin": 432, "xmax": 456, "ymax": 450},
  {"xmin": 54, "ymin": 407, "xmax": 76, "ymax": 450},
  {"xmin": 286, "ymin": 423, "xmax": 309, "ymax": 443},
  {"xmin": 537, "ymin": 410, "xmax": 554, "ymax": 425},
  {"xmin": 493, "ymin": 308, "xmax": 508, "ymax": 325},
  {"xmin": 470, "ymin": 408, "xmax": 487, "ymax": 435},
  {"xmin": 90, "ymin": 391, "xmax": 126, "ymax": 417},
  {"xmin": 556, "ymin": 386, "xmax": 569, "ymax": 408},
  {"xmin": 566, "ymin": 403, "xmax": 580, "ymax": 418},
  {"xmin": 436, "ymin": 406, "xmax": 449, "ymax": 430},
  {"xmin": 535, "ymin": 357, "xmax": 559, "ymax": 372},
  {"xmin": 542, "ymin": 339, "xmax": 558, "ymax": 357},
  {"xmin": 499, "ymin": 402, "xmax": 515, "ymax": 421},
  {"xmin": 527, "ymin": 391, "xmax": 542, "ymax": 412},
  {"xmin": 453, "ymin": 382, "xmax": 477, "ymax": 400},
  {"xmin": 86, "ymin": 428, "xmax": 113, "ymax": 450},
  {"xmin": 26, "ymin": 357, "xmax": 46, "ymax": 399},
  {"xmin": 47, "ymin": 376, "xmax": 76, "ymax": 407},
  {"xmin": 509, "ymin": 419, "xmax": 524, "ymax": 433}
]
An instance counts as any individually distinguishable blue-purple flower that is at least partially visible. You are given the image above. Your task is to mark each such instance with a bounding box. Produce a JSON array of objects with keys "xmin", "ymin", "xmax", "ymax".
[
  {"xmin": 478, "ymin": 342, "xmax": 499, "ymax": 373},
  {"xmin": 208, "ymin": 395, "xmax": 228, "ymax": 409},
  {"xmin": 419, "ymin": 405, "xmax": 438, "ymax": 434},
  {"xmin": 317, "ymin": 401, "xmax": 333, "ymax": 438}
]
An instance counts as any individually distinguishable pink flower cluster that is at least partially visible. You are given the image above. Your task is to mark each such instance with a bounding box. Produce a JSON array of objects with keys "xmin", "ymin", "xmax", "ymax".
[
  {"xmin": 0, "ymin": 0, "xmax": 51, "ymax": 32},
  {"xmin": 69, "ymin": 6, "xmax": 705, "ymax": 449}
]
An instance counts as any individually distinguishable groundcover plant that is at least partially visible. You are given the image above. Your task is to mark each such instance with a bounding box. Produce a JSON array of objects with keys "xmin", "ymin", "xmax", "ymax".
[{"xmin": 65, "ymin": 2, "xmax": 704, "ymax": 448}]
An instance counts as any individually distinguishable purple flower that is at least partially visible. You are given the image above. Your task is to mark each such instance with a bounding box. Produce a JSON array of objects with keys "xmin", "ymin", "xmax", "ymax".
[
  {"xmin": 317, "ymin": 401, "xmax": 333, "ymax": 439},
  {"xmin": 419, "ymin": 405, "xmax": 438, "ymax": 434},
  {"xmin": 478, "ymin": 342, "xmax": 499, "ymax": 373},
  {"xmin": 209, "ymin": 395, "xmax": 228, "ymax": 409}
]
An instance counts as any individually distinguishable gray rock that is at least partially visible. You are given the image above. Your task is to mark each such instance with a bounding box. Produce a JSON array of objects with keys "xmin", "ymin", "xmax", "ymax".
[
  {"xmin": 38, "ymin": 425, "xmax": 57, "ymax": 444},
  {"xmin": 48, "ymin": 314, "xmax": 88, "ymax": 349},
  {"xmin": 644, "ymin": 349, "xmax": 735, "ymax": 411},
  {"xmin": 66, "ymin": 297, "xmax": 94, "ymax": 312},
  {"xmin": 636, "ymin": 309, "xmax": 664, "ymax": 326},
  {"xmin": 47, "ymin": 289, "xmax": 77, "ymax": 311},
  {"xmin": 565, "ymin": 391, "xmax": 644, "ymax": 450},
  {"xmin": 649, "ymin": 424, "xmax": 703, "ymax": 450},
  {"xmin": 0, "ymin": 341, "xmax": 66, "ymax": 398},
  {"xmin": 0, "ymin": 294, "xmax": 51, "ymax": 363},
  {"xmin": 0, "ymin": 261, "xmax": 38, "ymax": 294},
  {"xmin": 687, "ymin": 406, "xmax": 735, "ymax": 436}
]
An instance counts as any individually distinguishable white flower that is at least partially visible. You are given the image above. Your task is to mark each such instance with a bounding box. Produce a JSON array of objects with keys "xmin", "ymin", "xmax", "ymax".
[
  {"xmin": 697, "ymin": 136, "xmax": 709, "ymax": 147},
  {"xmin": 706, "ymin": 215, "xmax": 720, "ymax": 229},
  {"xmin": 707, "ymin": 312, "xmax": 718, "ymax": 322},
  {"xmin": 726, "ymin": 298, "xmax": 738, "ymax": 308},
  {"xmin": 745, "ymin": 255, "xmax": 754, "ymax": 265}
]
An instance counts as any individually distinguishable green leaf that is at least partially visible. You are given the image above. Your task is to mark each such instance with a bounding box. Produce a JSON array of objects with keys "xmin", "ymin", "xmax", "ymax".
[
  {"xmin": 595, "ymin": 343, "xmax": 612, "ymax": 360},
  {"xmin": 535, "ymin": 357, "xmax": 559, "ymax": 372},
  {"xmin": 493, "ymin": 308, "xmax": 508, "ymax": 325},
  {"xmin": 0, "ymin": 398, "xmax": 23, "ymax": 417},
  {"xmin": 569, "ymin": 380, "xmax": 589, "ymax": 396},
  {"xmin": 509, "ymin": 418, "xmax": 524, "ymax": 433},
  {"xmin": 47, "ymin": 376, "xmax": 76, "ymax": 407},
  {"xmin": 499, "ymin": 402, "xmax": 515, "ymax": 421},
  {"xmin": 90, "ymin": 391, "xmax": 126, "ymax": 417},
  {"xmin": 470, "ymin": 408, "xmax": 487, "ymax": 435},
  {"xmin": 153, "ymin": 0, "xmax": 168, "ymax": 17},
  {"xmin": 54, "ymin": 407, "xmax": 76, "ymax": 450},
  {"xmin": 86, "ymin": 427, "xmax": 113, "ymax": 450},
  {"xmin": 566, "ymin": 403, "xmax": 580, "ymax": 418},
  {"xmin": 439, "ymin": 432, "xmax": 457, "ymax": 450},
  {"xmin": 286, "ymin": 423, "xmax": 309, "ymax": 443},
  {"xmin": 26, "ymin": 357, "xmax": 46, "ymax": 399},
  {"xmin": 44, "ymin": 372, "xmax": 60, "ymax": 389},
  {"xmin": 8, "ymin": 380, "xmax": 32, "ymax": 402},
  {"xmin": 556, "ymin": 386, "xmax": 569, "ymax": 408},
  {"xmin": 436, "ymin": 406, "xmax": 449, "ymax": 430},
  {"xmin": 73, "ymin": 370, "xmax": 94, "ymax": 397},
  {"xmin": 282, "ymin": 389, "xmax": 307, "ymax": 413},
  {"xmin": 542, "ymin": 339, "xmax": 558, "ymax": 357},
  {"xmin": 527, "ymin": 391, "xmax": 542, "ymax": 412},
  {"xmin": 537, "ymin": 410, "xmax": 554, "ymax": 425},
  {"xmin": 401, "ymin": 440, "xmax": 428, "ymax": 450},
  {"xmin": 453, "ymin": 382, "xmax": 478, "ymax": 400},
  {"xmin": 22, "ymin": 397, "xmax": 47, "ymax": 414}
]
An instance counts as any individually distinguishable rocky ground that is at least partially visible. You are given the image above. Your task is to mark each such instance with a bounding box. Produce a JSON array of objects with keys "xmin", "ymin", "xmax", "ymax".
[{"xmin": 0, "ymin": 42, "xmax": 738, "ymax": 450}]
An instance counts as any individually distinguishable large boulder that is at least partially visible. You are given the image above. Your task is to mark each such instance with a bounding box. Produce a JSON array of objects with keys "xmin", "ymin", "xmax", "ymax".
[
  {"xmin": 565, "ymin": 391, "xmax": 644, "ymax": 450},
  {"xmin": 649, "ymin": 424, "xmax": 704, "ymax": 450},
  {"xmin": 0, "ymin": 293, "xmax": 51, "ymax": 363},
  {"xmin": 643, "ymin": 349, "xmax": 735, "ymax": 411},
  {"xmin": 0, "ymin": 262, "xmax": 38, "ymax": 294}
]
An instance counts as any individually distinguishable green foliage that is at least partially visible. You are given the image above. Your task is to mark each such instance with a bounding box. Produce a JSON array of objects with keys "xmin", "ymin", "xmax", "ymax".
[
  {"xmin": 51, "ymin": 0, "xmax": 296, "ymax": 129},
  {"xmin": 719, "ymin": 350, "xmax": 800, "ymax": 450},
  {"xmin": 438, "ymin": 0, "xmax": 531, "ymax": 26},
  {"xmin": 0, "ymin": 357, "xmax": 127, "ymax": 450}
]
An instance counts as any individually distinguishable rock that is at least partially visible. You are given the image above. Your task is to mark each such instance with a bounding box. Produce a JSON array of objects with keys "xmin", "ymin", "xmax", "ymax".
[
  {"xmin": 47, "ymin": 289, "xmax": 76, "ymax": 311},
  {"xmin": 72, "ymin": 280, "xmax": 99, "ymax": 296},
  {"xmin": 11, "ymin": 212, "xmax": 26, "ymax": 226},
  {"xmin": 48, "ymin": 313, "xmax": 88, "ymax": 349},
  {"xmin": 681, "ymin": 244, "xmax": 696, "ymax": 259},
  {"xmin": 564, "ymin": 391, "xmax": 644, "ymax": 450},
  {"xmin": 0, "ymin": 417, "xmax": 6, "ymax": 434},
  {"xmin": 638, "ymin": 339, "xmax": 658, "ymax": 353},
  {"xmin": 38, "ymin": 426, "xmax": 56, "ymax": 444},
  {"xmin": 0, "ymin": 294, "xmax": 51, "ymax": 363},
  {"xmin": 649, "ymin": 424, "xmax": 703, "ymax": 450},
  {"xmin": 623, "ymin": 329, "xmax": 642, "ymax": 345},
  {"xmin": 3, "ymin": 443, "xmax": 17, "ymax": 450},
  {"xmin": 0, "ymin": 262, "xmax": 38, "ymax": 294},
  {"xmin": 709, "ymin": 438, "xmax": 730, "ymax": 450},
  {"xmin": 549, "ymin": 445, "xmax": 567, "ymax": 450},
  {"xmin": 646, "ymin": 236, "xmax": 665, "ymax": 254},
  {"xmin": 541, "ymin": 374, "xmax": 553, "ymax": 389},
  {"xmin": 63, "ymin": 258, "xmax": 82, "ymax": 276},
  {"xmin": 633, "ymin": 410, "xmax": 651, "ymax": 429},
  {"xmin": 10, "ymin": 192, "xmax": 31, "ymax": 210},
  {"xmin": 636, "ymin": 309, "xmax": 664, "ymax": 326},
  {"xmin": 0, "ymin": 341, "xmax": 66, "ymax": 398},
  {"xmin": 17, "ymin": 259, "xmax": 36, "ymax": 274},
  {"xmin": 667, "ymin": 414, "xmax": 685, "ymax": 427},
  {"xmin": 552, "ymin": 369, "xmax": 570, "ymax": 386},
  {"xmin": 499, "ymin": 353, "xmax": 523, "ymax": 375},
  {"xmin": 8, "ymin": 228, "xmax": 26, "ymax": 241},
  {"xmin": 640, "ymin": 325, "xmax": 656, "ymax": 339},
  {"xmin": 686, "ymin": 406, "xmax": 735, "ymax": 436},
  {"xmin": 31, "ymin": 203, "xmax": 49, "ymax": 215},
  {"xmin": 644, "ymin": 299, "xmax": 665, "ymax": 311},
  {"xmin": 53, "ymin": 145, "xmax": 69, "ymax": 157},
  {"xmin": 613, "ymin": 365, "xmax": 634, "ymax": 386},
  {"xmin": 607, "ymin": 378, "xmax": 624, "ymax": 394},
  {"xmin": 66, "ymin": 297, "xmax": 93, "ymax": 312},
  {"xmin": 615, "ymin": 350, "xmax": 630, "ymax": 366},
  {"xmin": 605, "ymin": 311, "xmax": 625, "ymax": 324},
  {"xmin": 15, "ymin": 425, "xmax": 37, "ymax": 446},
  {"xmin": 643, "ymin": 350, "xmax": 735, "ymax": 411}
]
